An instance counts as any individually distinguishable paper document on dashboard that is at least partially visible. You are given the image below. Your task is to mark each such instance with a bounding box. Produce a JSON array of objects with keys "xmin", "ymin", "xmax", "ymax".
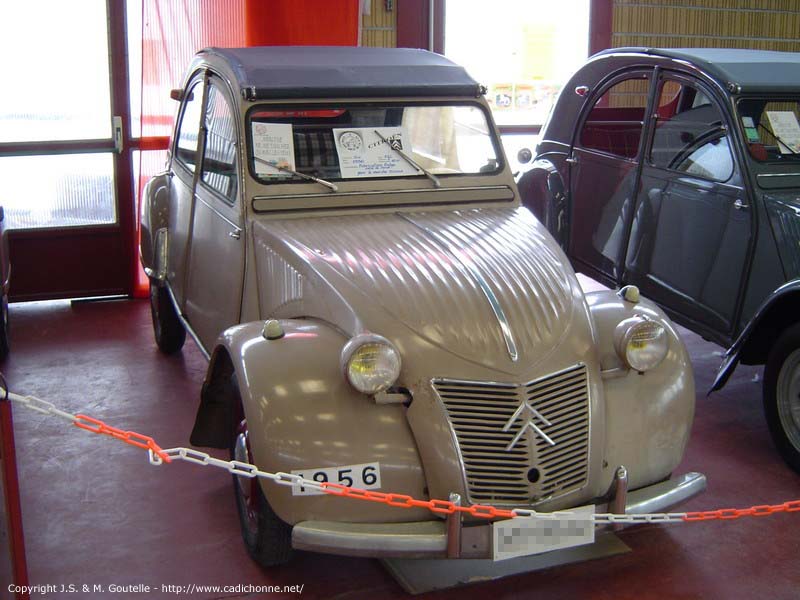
[
  {"xmin": 333, "ymin": 127, "xmax": 419, "ymax": 178},
  {"xmin": 765, "ymin": 111, "xmax": 800, "ymax": 154}
]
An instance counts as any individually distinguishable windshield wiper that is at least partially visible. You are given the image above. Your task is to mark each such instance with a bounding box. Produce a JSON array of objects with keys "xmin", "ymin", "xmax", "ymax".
[
  {"xmin": 254, "ymin": 157, "xmax": 338, "ymax": 192},
  {"xmin": 757, "ymin": 122, "xmax": 799, "ymax": 156},
  {"xmin": 373, "ymin": 130, "xmax": 441, "ymax": 188}
]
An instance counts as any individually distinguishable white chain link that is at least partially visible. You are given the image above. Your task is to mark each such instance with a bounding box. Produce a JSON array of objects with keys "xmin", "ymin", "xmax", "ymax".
[
  {"xmin": 5, "ymin": 388, "xmax": 686, "ymax": 524},
  {"xmin": 7, "ymin": 391, "xmax": 77, "ymax": 423},
  {"xmin": 150, "ymin": 446, "xmax": 687, "ymax": 524}
]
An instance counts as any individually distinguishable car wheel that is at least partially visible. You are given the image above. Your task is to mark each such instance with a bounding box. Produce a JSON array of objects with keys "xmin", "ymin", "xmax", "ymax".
[
  {"xmin": 149, "ymin": 281, "xmax": 186, "ymax": 354},
  {"xmin": 763, "ymin": 324, "xmax": 800, "ymax": 473},
  {"xmin": 231, "ymin": 384, "xmax": 293, "ymax": 567},
  {"xmin": 0, "ymin": 294, "xmax": 9, "ymax": 360}
]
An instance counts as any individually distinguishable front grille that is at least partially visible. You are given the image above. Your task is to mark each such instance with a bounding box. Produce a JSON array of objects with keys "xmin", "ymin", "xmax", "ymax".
[{"xmin": 434, "ymin": 364, "xmax": 590, "ymax": 505}]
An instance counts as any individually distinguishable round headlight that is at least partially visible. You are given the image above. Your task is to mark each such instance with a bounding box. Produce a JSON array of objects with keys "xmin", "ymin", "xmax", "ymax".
[
  {"xmin": 341, "ymin": 334, "xmax": 401, "ymax": 395},
  {"xmin": 614, "ymin": 317, "xmax": 668, "ymax": 372}
]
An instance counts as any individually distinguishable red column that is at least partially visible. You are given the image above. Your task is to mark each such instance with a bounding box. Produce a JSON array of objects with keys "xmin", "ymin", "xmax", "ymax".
[
  {"xmin": 1, "ymin": 398, "xmax": 29, "ymax": 600},
  {"xmin": 245, "ymin": 0, "xmax": 359, "ymax": 46}
]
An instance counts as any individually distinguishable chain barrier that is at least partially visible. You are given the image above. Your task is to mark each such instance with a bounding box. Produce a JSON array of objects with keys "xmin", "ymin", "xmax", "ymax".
[
  {"xmin": 6, "ymin": 388, "xmax": 800, "ymax": 525},
  {"xmin": 6, "ymin": 392, "xmax": 170, "ymax": 463}
]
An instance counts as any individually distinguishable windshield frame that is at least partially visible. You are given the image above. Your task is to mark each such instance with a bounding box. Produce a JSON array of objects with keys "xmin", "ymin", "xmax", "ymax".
[
  {"xmin": 244, "ymin": 99, "xmax": 506, "ymax": 188},
  {"xmin": 736, "ymin": 95, "xmax": 800, "ymax": 166}
]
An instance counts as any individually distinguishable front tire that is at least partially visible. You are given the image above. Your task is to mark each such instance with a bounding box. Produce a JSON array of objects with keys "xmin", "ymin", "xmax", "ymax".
[
  {"xmin": 149, "ymin": 281, "xmax": 185, "ymax": 354},
  {"xmin": 231, "ymin": 383, "xmax": 293, "ymax": 567},
  {"xmin": 763, "ymin": 324, "xmax": 800, "ymax": 473}
]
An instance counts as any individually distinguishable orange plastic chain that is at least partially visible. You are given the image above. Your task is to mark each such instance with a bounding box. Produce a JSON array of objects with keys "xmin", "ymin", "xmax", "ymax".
[
  {"xmin": 73, "ymin": 414, "xmax": 171, "ymax": 463},
  {"xmin": 683, "ymin": 501, "xmax": 800, "ymax": 521},
  {"xmin": 320, "ymin": 482, "xmax": 518, "ymax": 519}
]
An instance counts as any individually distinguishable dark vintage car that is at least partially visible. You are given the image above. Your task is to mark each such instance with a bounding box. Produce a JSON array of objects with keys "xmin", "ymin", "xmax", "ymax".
[{"xmin": 518, "ymin": 47, "xmax": 800, "ymax": 473}]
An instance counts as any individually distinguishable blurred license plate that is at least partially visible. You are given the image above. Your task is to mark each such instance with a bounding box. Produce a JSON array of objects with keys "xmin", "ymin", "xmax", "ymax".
[{"xmin": 492, "ymin": 504, "xmax": 595, "ymax": 561}]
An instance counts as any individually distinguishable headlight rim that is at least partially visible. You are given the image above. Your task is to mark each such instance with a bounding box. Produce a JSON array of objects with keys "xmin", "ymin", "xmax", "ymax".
[
  {"xmin": 613, "ymin": 315, "xmax": 669, "ymax": 373},
  {"xmin": 341, "ymin": 332, "xmax": 402, "ymax": 395}
]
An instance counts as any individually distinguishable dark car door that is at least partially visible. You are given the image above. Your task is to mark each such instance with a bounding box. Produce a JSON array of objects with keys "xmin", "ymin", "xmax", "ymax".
[
  {"xmin": 624, "ymin": 74, "xmax": 752, "ymax": 337},
  {"xmin": 567, "ymin": 71, "xmax": 653, "ymax": 286}
]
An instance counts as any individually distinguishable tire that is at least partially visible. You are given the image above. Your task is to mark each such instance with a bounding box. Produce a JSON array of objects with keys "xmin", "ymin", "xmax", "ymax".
[
  {"xmin": 763, "ymin": 324, "xmax": 800, "ymax": 474},
  {"xmin": 230, "ymin": 382, "xmax": 293, "ymax": 567},
  {"xmin": 149, "ymin": 281, "xmax": 185, "ymax": 354},
  {"xmin": 0, "ymin": 294, "xmax": 9, "ymax": 360}
]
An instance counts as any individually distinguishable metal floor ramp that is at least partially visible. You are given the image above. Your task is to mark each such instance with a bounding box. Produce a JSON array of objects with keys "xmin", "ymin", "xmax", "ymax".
[{"xmin": 382, "ymin": 533, "xmax": 630, "ymax": 595}]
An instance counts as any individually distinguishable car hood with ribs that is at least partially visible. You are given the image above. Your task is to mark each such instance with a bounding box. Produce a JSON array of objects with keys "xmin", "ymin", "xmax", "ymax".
[{"xmin": 250, "ymin": 206, "xmax": 597, "ymax": 379}]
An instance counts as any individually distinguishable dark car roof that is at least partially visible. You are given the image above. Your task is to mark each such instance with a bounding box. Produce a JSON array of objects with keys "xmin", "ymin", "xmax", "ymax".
[
  {"xmin": 200, "ymin": 46, "xmax": 483, "ymax": 100},
  {"xmin": 596, "ymin": 47, "xmax": 800, "ymax": 93}
]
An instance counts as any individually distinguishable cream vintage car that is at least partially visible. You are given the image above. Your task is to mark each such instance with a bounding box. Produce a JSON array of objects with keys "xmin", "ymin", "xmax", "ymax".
[{"xmin": 140, "ymin": 46, "xmax": 705, "ymax": 567}]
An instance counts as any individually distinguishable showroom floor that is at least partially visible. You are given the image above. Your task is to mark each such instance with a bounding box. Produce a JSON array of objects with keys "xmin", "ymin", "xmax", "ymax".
[{"xmin": 2, "ymin": 285, "xmax": 800, "ymax": 599}]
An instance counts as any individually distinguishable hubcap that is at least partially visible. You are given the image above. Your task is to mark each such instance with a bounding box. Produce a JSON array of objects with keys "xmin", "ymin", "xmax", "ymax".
[
  {"xmin": 234, "ymin": 420, "xmax": 259, "ymax": 533},
  {"xmin": 776, "ymin": 349, "xmax": 800, "ymax": 451}
]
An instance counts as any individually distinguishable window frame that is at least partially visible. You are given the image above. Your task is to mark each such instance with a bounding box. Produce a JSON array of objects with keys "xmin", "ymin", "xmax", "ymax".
[
  {"xmin": 198, "ymin": 78, "xmax": 239, "ymax": 207},
  {"xmin": 645, "ymin": 75, "xmax": 735, "ymax": 184},
  {"xmin": 574, "ymin": 70, "xmax": 653, "ymax": 162},
  {"xmin": 244, "ymin": 99, "xmax": 506, "ymax": 186},
  {"xmin": 172, "ymin": 75, "xmax": 207, "ymax": 175}
]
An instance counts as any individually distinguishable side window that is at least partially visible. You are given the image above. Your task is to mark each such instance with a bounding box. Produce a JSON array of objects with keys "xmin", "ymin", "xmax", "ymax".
[
  {"xmin": 579, "ymin": 76, "xmax": 650, "ymax": 159},
  {"xmin": 201, "ymin": 83, "xmax": 238, "ymax": 203},
  {"xmin": 649, "ymin": 79, "xmax": 733, "ymax": 182},
  {"xmin": 175, "ymin": 80, "xmax": 205, "ymax": 173}
]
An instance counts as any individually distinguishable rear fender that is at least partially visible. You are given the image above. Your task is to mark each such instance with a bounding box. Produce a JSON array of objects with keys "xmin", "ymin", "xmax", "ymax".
[
  {"xmin": 191, "ymin": 319, "xmax": 429, "ymax": 525},
  {"xmin": 711, "ymin": 280, "xmax": 800, "ymax": 393},
  {"xmin": 140, "ymin": 172, "xmax": 171, "ymax": 278}
]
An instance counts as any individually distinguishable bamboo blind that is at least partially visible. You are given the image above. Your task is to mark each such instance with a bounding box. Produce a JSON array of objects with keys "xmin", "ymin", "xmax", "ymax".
[
  {"xmin": 613, "ymin": 0, "xmax": 800, "ymax": 51},
  {"xmin": 361, "ymin": 0, "xmax": 397, "ymax": 47}
]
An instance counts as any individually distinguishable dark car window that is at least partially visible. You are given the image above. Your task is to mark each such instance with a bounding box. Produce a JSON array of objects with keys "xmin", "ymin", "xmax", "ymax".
[
  {"xmin": 649, "ymin": 79, "xmax": 733, "ymax": 182},
  {"xmin": 578, "ymin": 76, "xmax": 650, "ymax": 159},
  {"xmin": 175, "ymin": 80, "xmax": 205, "ymax": 173},
  {"xmin": 201, "ymin": 83, "xmax": 238, "ymax": 203}
]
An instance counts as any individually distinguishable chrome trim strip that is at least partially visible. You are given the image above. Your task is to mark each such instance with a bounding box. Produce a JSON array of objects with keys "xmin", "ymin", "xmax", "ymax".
[
  {"xmin": 401, "ymin": 214, "xmax": 518, "ymax": 362},
  {"xmin": 165, "ymin": 281, "xmax": 210, "ymax": 360},
  {"xmin": 253, "ymin": 185, "xmax": 514, "ymax": 203},
  {"xmin": 757, "ymin": 172, "xmax": 800, "ymax": 178},
  {"xmin": 292, "ymin": 520, "xmax": 447, "ymax": 558},
  {"xmin": 623, "ymin": 472, "xmax": 707, "ymax": 515}
]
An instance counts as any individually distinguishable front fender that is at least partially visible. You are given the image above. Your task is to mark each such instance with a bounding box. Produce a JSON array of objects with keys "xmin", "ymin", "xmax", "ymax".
[
  {"xmin": 206, "ymin": 319, "xmax": 430, "ymax": 525},
  {"xmin": 586, "ymin": 290, "xmax": 695, "ymax": 490}
]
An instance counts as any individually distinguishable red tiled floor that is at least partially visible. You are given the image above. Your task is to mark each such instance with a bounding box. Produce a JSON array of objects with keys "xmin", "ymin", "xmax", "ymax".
[{"xmin": 2, "ymin": 294, "xmax": 800, "ymax": 599}]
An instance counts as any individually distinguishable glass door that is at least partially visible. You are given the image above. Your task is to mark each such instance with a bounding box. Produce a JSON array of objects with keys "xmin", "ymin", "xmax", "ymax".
[{"xmin": 0, "ymin": 0, "xmax": 135, "ymax": 300}]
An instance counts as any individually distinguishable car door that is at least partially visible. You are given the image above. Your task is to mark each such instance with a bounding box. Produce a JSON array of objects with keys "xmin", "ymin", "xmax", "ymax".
[
  {"xmin": 167, "ymin": 74, "xmax": 207, "ymax": 306},
  {"xmin": 567, "ymin": 70, "xmax": 653, "ymax": 286},
  {"xmin": 184, "ymin": 77, "xmax": 244, "ymax": 351},
  {"xmin": 624, "ymin": 73, "xmax": 752, "ymax": 337}
]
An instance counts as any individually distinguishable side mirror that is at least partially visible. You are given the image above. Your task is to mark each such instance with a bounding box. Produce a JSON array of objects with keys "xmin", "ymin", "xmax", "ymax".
[
  {"xmin": 517, "ymin": 148, "xmax": 533, "ymax": 164},
  {"xmin": 169, "ymin": 88, "xmax": 184, "ymax": 102}
]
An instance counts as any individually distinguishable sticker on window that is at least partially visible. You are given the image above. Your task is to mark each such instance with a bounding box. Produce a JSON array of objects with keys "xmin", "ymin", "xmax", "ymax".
[
  {"xmin": 291, "ymin": 462, "xmax": 381, "ymax": 496},
  {"xmin": 333, "ymin": 127, "xmax": 419, "ymax": 179},
  {"xmin": 252, "ymin": 122, "xmax": 295, "ymax": 177}
]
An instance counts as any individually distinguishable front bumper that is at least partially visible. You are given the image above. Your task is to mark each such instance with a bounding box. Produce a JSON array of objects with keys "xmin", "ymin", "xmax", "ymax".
[{"xmin": 291, "ymin": 471, "xmax": 706, "ymax": 559}]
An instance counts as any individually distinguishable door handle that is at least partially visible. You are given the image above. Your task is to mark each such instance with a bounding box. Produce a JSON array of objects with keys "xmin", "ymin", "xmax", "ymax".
[
  {"xmin": 733, "ymin": 199, "xmax": 749, "ymax": 210},
  {"xmin": 229, "ymin": 230, "xmax": 241, "ymax": 240},
  {"xmin": 565, "ymin": 155, "xmax": 578, "ymax": 165}
]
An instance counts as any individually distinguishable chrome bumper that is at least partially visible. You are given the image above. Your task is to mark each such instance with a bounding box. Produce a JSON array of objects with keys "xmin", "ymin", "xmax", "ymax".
[{"xmin": 291, "ymin": 471, "xmax": 706, "ymax": 559}]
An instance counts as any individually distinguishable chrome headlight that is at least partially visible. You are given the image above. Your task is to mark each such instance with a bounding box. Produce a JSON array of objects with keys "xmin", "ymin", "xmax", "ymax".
[
  {"xmin": 341, "ymin": 333, "xmax": 401, "ymax": 395},
  {"xmin": 614, "ymin": 316, "xmax": 668, "ymax": 372}
]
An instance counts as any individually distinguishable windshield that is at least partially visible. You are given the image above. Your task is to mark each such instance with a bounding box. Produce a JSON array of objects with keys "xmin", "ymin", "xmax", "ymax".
[
  {"xmin": 737, "ymin": 98, "xmax": 800, "ymax": 163},
  {"xmin": 247, "ymin": 103, "xmax": 501, "ymax": 186}
]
